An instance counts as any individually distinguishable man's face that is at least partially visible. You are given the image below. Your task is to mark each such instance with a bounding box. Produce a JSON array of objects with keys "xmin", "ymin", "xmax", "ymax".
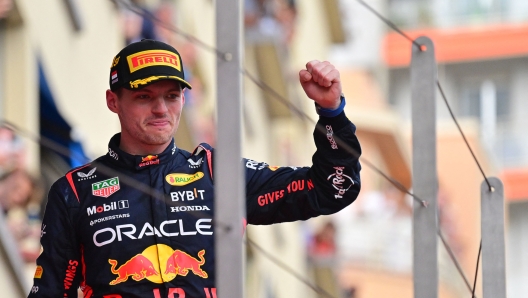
[{"xmin": 106, "ymin": 80, "xmax": 184, "ymax": 154}]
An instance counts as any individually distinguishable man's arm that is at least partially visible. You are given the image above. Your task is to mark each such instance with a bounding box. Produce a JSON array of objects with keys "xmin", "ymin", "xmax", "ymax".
[
  {"xmin": 245, "ymin": 61, "xmax": 361, "ymax": 224},
  {"xmin": 28, "ymin": 180, "xmax": 82, "ymax": 298}
]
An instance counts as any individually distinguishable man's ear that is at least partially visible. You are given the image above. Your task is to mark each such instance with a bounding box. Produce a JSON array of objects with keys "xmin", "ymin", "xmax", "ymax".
[
  {"xmin": 181, "ymin": 91, "xmax": 185, "ymax": 106},
  {"xmin": 106, "ymin": 89, "xmax": 119, "ymax": 113}
]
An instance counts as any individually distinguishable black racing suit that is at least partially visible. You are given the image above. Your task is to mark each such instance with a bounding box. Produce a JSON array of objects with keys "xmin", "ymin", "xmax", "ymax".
[{"xmin": 28, "ymin": 111, "xmax": 361, "ymax": 298}]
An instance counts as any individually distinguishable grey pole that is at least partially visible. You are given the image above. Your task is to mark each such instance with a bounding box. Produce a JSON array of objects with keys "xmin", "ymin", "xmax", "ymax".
[
  {"xmin": 411, "ymin": 36, "xmax": 438, "ymax": 298},
  {"xmin": 481, "ymin": 177, "xmax": 506, "ymax": 298},
  {"xmin": 215, "ymin": 1, "xmax": 245, "ymax": 298}
]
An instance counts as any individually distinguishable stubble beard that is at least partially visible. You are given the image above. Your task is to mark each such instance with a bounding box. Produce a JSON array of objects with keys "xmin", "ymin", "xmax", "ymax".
[
  {"xmin": 136, "ymin": 125, "xmax": 175, "ymax": 145},
  {"xmin": 136, "ymin": 117, "xmax": 180, "ymax": 146}
]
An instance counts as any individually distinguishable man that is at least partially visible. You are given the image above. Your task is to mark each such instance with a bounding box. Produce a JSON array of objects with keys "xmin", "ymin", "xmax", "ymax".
[{"xmin": 28, "ymin": 39, "xmax": 361, "ymax": 298}]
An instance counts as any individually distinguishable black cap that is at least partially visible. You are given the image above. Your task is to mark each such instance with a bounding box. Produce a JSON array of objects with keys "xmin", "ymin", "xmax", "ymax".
[{"xmin": 109, "ymin": 39, "xmax": 192, "ymax": 91}]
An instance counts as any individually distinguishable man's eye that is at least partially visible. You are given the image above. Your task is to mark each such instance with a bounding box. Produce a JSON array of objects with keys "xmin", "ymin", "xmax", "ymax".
[
  {"xmin": 137, "ymin": 94, "xmax": 150, "ymax": 99},
  {"xmin": 167, "ymin": 94, "xmax": 180, "ymax": 99}
]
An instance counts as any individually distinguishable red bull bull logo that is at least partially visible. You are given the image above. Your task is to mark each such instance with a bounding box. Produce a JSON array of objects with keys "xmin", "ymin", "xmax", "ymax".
[
  {"xmin": 165, "ymin": 249, "xmax": 208, "ymax": 278},
  {"xmin": 108, "ymin": 254, "xmax": 159, "ymax": 285},
  {"xmin": 108, "ymin": 244, "xmax": 207, "ymax": 286}
]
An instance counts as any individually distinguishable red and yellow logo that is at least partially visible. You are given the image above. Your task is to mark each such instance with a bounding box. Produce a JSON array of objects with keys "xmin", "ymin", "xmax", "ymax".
[
  {"xmin": 34, "ymin": 266, "xmax": 43, "ymax": 278},
  {"xmin": 127, "ymin": 50, "xmax": 181, "ymax": 73},
  {"xmin": 165, "ymin": 172, "xmax": 204, "ymax": 186},
  {"xmin": 139, "ymin": 155, "xmax": 160, "ymax": 167},
  {"xmin": 110, "ymin": 56, "xmax": 120, "ymax": 68},
  {"xmin": 108, "ymin": 244, "xmax": 207, "ymax": 285}
]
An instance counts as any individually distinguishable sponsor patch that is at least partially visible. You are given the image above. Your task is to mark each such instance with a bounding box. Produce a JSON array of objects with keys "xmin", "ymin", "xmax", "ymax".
[
  {"xmin": 139, "ymin": 155, "xmax": 160, "ymax": 167},
  {"xmin": 170, "ymin": 205, "xmax": 210, "ymax": 213},
  {"xmin": 111, "ymin": 56, "xmax": 120, "ymax": 68},
  {"xmin": 64, "ymin": 260, "xmax": 78, "ymax": 291},
  {"xmin": 87, "ymin": 200, "xmax": 129, "ymax": 216},
  {"xmin": 327, "ymin": 167, "xmax": 354, "ymax": 199},
  {"xmin": 187, "ymin": 157, "xmax": 203, "ymax": 169},
  {"xmin": 326, "ymin": 125, "xmax": 338, "ymax": 149},
  {"xmin": 34, "ymin": 266, "xmax": 43, "ymax": 278},
  {"xmin": 257, "ymin": 179, "xmax": 314, "ymax": 207},
  {"xmin": 170, "ymin": 189, "xmax": 205, "ymax": 201},
  {"xmin": 165, "ymin": 172, "xmax": 204, "ymax": 186},
  {"xmin": 246, "ymin": 159, "xmax": 268, "ymax": 170},
  {"xmin": 92, "ymin": 177, "xmax": 120, "ymax": 198},
  {"xmin": 108, "ymin": 148, "xmax": 119, "ymax": 160},
  {"xmin": 93, "ymin": 219, "xmax": 213, "ymax": 247},
  {"xmin": 77, "ymin": 167, "xmax": 97, "ymax": 181},
  {"xmin": 107, "ymin": 244, "xmax": 207, "ymax": 285},
  {"xmin": 90, "ymin": 213, "xmax": 130, "ymax": 226},
  {"xmin": 127, "ymin": 50, "xmax": 181, "ymax": 73}
]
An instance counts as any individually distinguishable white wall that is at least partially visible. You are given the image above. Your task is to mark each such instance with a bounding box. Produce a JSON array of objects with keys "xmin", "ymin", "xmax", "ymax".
[{"xmin": 13, "ymin": 0, "xmax": 122, "ymax": 159}]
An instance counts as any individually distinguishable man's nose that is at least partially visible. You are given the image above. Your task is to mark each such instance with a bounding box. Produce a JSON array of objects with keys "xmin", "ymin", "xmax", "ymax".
[{"xmin": 152, "ymin": 97, "xmax": 168, "ymax": 114}]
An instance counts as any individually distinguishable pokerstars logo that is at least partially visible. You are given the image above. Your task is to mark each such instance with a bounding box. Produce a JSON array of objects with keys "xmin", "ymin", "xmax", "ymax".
[{"xmin": 87, "ymin": 200, "xmax": 129, "ymax": 216}]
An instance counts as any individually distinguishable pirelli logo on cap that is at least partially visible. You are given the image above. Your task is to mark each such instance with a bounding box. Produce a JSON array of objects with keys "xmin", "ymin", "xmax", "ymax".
[{"xmin": 127, "ymin": 50, "xmax": 181, "ymax": 73}]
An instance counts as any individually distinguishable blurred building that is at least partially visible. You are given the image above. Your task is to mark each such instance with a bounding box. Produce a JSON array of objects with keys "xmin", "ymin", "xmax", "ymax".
[
  {"xmin": 2, "ymin": 0, "xmax": 525, "ymax": 298},
  {"xmin": 330, "ymin": 0, "xmax": 527, "ymax": 297},
  {"xmin": 383, "ymin": 1, "xmax": 528, "ymax": 297},
  {"xmin": 312, "ymin": 0, "xmax": 528, "ymax": 298}
]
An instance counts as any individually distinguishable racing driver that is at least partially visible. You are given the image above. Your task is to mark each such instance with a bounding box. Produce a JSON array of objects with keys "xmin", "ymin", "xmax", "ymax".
[{"xmin": 28, "ymin": 39, "xmax": 361, "ymax": 298}]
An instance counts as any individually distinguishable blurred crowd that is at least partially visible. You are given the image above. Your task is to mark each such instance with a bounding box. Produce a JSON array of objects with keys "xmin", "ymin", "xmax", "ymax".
[
  {"xmin": 118, "ymin": 0, "xmax": 214, "ymax": 146},
  {"xmin": 245, "ymin": 0, "xmax": 297, "ymax": 45},
  {"xmin": 0, "ymin": 0, "xmax": 12, "ymax": 19},
  {"xmin": 0, "ymin": 125, "xmax": 44, "ymax": 263}
]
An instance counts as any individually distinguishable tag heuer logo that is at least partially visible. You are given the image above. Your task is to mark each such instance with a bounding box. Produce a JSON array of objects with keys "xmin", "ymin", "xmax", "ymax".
[{"xmin": 92, "ymin": 177, "xmax": 120, "ymax": 198}]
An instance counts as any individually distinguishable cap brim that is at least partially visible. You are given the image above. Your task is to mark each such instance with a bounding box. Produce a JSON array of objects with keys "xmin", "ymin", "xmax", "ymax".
[{"xmin": 124, "ymin": 75, "xmax": 192, "ymax": 90}]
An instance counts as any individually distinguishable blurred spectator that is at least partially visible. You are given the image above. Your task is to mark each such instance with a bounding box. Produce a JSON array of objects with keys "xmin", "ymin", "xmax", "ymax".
[
  {"xmin": 0, "ymin": 0, "xmax": 13, "ymax": 19},
  {"xmin": 0, "ymin": 125, "xmax": 26, "ymax": 175},
  {"xmin": 245, "ymin": 0, "xmax": 297, "ymax": 45},
  {"xmin": 309, "ymin": 220, "xmax": 337, "ymax": 258},
  {"xmin": 119, "ymin": 0, "xmax": 156, "ymax": 45},
  {"xmin": 0, "ymin": 169, "xmax": 44, "ymax": 263},
  {"xmin": 0, "ymin": 125, "xmax": 44, "ymax": 263}
]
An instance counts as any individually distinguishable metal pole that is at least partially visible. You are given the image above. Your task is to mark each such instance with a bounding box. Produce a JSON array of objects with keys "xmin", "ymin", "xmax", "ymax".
[
  {"xmin": 411, "ymin": 36, "xmax": 438, "ymax": 298},
  {"xmin": 481, "ymin": 177, "xmax": 506, "ymax": 298},
  {"xmin": 215, "ymin": 1, "xmax": 245, "ymax": 298}
]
